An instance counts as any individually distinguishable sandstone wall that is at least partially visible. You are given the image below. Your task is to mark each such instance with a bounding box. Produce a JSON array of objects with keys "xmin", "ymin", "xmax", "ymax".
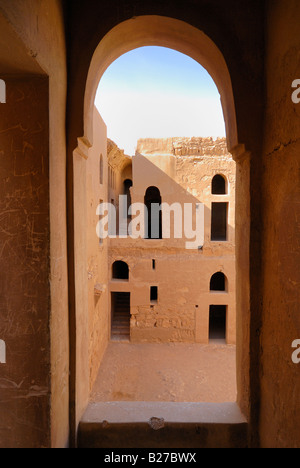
[
  {"xmin": 66, "ymin": 0, "xmax": 265, "ymax": 446},
  {"xmin": 87, "ymin": 109, "xmax": 110, "ymax": 391},
  {"xmin": 0, "ymin": 1, "xmax": 68, "ymax": 448},
  {"xmin": 109, "ymin": 138, "xmax": 236, "ymax": 344},
  {"xmin": 259, "ymin": 0, "xmax": 300, "ymax": 448}
]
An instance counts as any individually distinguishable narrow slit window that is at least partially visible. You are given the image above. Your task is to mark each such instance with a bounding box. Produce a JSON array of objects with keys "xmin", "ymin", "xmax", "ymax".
[
  {"xmin": 99, "ymin": 199, "xmax": 103, "ymax": 245},
  {"xmin": 100, "ymin": 154, "xmax": 104, "ymax": 185},
  {"xmin": 150, "ymin": 286, "xmax": 158, "ymax": 302}
]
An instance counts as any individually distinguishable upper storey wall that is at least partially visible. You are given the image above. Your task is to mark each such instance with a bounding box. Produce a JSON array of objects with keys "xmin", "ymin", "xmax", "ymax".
[{"xmin": 137, "ymin": 137, "xmax": 230, "ymax": 158}]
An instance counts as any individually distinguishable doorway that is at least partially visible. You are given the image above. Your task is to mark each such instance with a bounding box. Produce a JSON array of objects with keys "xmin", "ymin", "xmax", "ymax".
[
  {"xmin": 111, "ymin": 292, "xmax": 131, "ymax": 341},
  {"xmin": 73, "ymin": 15, "xmax": 245, "ymax": 447},
  {"xmin": 209, "ymin": 305, "xmax": 227, "ymax": 343}
]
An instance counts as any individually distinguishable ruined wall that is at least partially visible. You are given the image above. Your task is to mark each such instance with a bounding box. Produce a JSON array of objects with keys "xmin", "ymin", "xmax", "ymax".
[
  {"xmin": 109, "ymin": 138, "xmax": 236, "ymax": 344},
  {"xmin": 259, "ymin": 0, "xmax": 300, "ymax": 448}
]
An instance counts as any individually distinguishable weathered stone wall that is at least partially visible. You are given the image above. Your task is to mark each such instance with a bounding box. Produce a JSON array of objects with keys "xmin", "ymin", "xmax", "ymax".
[
  {"xmin": 2, "ymin": 0, "xmax": 299, "ymax": 450},
  {"xmin": 0, "ymin": 77, "xmax": 50, "ymax": 449},
  {"xmin": 137, "ymin": 137, "xmax": 230, "ymax": 157},
  {"xmin": 259, "ymin": 0, "xmax": 300, "ymax": 448},
  {"xmin": 0, "ymin": 1, "xmax": 68, "ymax": 448}
]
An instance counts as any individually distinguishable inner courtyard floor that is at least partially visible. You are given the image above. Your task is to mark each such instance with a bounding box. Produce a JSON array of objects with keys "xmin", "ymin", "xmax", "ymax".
[{"xmin": 90, "ymin": 342, "xmax": 237, "ymax": 403}]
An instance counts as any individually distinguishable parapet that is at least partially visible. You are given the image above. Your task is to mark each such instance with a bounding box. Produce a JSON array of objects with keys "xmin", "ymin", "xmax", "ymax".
[{"xmin": 136, "ymin": 137, "xmax": 230, "ymax": 157}]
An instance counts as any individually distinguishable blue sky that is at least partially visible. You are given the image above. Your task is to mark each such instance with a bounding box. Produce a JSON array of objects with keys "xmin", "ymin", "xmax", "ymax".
[{"xmin": 95, "ymin": 46, "xmax": 225, "ymax": 155}]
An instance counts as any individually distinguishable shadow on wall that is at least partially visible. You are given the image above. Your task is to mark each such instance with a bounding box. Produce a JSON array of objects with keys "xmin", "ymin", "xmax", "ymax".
[{"xmin": 128, "ymin": 152, "xmax": 235, "ymax": 246}]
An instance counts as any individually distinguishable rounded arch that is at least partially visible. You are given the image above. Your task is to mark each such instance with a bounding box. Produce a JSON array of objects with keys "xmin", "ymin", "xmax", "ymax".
[
  {"xmin": 144, "ymin": 186, "xmax": 162, "ymax": 239},
  {"xmin": 124, "ymin": 179, "xmax": 133, "ymax": 195},
  {"xmin": 145, "ymin": 186, "xmax": 162, "ymax": 200},
  {"xmin": 210, "ymin": 272, "xmax": 228, "ymax": 292},
  {"xmin": 212, "ymin": 174, "xmax": 228, "ymax": 195},
  {"xmin": 123, "ymin": 178, "xmax": 133, "ymax": 219},
  {"xmin": 84, "ymin": 15, "xmax": 238, "ymax": 152},
  {"xmin": 112, "ymin": 260, "xmax": 129, "ymax": 280},
  {"xmin": 121, "ymin": 160, "xmax": 133, "ymax": 186}
]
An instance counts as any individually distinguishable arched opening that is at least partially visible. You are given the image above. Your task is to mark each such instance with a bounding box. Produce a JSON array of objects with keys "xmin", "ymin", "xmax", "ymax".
[
  {"xmin": 210, "ymin": 272, "xmax": 228, "ymax": 292},
  {"xmin": 144, "ymin": 186, "xmax": 162, "ymax": 239},
  {"xmin": 84, "ymin": 16, "xmax": 238, "ymax": 151},
  {"xmin": 72, "ymin": 15, "xmax": 246, "ymax": 444},
  {"xmin": 112, "ymin": 261, "xmax": 129, "ymax": 280},
  {"xmin": 123, "ymin": 179, "xmax": 133, "ymax": 218},
  {"xmin": 212, "ymin": 174, "xmax": 227, "ymax": 195}
]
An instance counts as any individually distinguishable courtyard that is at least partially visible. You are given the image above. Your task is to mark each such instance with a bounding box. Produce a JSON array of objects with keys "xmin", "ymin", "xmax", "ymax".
[{"xmin": 90, "ymin": 342, "xmax": 237, "ymax": 403}]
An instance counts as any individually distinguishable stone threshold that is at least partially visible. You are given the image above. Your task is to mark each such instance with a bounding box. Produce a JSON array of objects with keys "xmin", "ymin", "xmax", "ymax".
[{"xmin": 78, "ymin": 402, "xmax": 248, "ymax": 448}]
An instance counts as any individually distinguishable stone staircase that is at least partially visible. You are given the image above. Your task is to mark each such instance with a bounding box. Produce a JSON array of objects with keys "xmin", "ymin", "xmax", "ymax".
[{"xmin": 111, "ymin": 293, "xmax": 130, "ymax": 341}]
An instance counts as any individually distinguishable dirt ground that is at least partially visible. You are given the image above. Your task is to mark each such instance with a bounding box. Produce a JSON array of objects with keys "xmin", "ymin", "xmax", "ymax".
[{"xmin": 90, "ymin": 342, "xmax": 237, "ymax": 403}]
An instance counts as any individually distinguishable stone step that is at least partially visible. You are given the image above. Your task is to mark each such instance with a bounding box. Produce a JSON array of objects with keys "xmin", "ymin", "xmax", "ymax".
[
  {"xmin": 111, "ymin": 332, "xmax": 130, "ymax": 339},
  {"xmin": 111, "ymin": 325, "xmax": 130, "ymax": 333},
  {"xmin": 78, "ymin": 402, "xmax": 248, "ymax": 448},
  {"xmin": 112, "ymin": 316, "xmax": 130, "ymax": 322}
]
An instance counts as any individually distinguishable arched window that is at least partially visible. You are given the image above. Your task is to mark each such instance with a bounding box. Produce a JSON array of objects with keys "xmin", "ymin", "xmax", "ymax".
[
  {"xmin": 112, "ymin": 261, "xmax": 129, "ymax": 280},
  {"xmin": 212, "ymin": 174, "xmax": 227, "ymax": 195},
  {"xmin": 124, "ymin": 179, "xmax": 133, "ymax": 218},
  {"xmin": 210, "ymin": 272, "xmax": 227, "ymax": 292},
  {"xmin": 100, "ymin": 154, "xmax": 103, "ymax": 184},
  {"xmin": 144, "ymin": 186, "xmax": 162, "ymax": 239}
]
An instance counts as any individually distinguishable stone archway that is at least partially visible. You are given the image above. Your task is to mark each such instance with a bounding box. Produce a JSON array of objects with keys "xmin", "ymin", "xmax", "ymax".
[
  {"xmin": 84, "ymin": 16, "xmax": 238, "ymax": 153},
  {"xmin": 72, "ymin": 15, "xmax": 250, "ymax": 444}
]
